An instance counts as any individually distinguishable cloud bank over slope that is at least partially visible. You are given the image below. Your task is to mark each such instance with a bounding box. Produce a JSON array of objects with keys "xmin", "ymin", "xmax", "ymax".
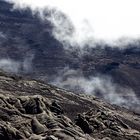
[
  {"xmin": 1, "ymin": 0, "xmax": 139, "ymax": 111},
  {"xmin": 51, "ymin": 67, "xmax": 140, "ymax": 110},
  {"xmin": 5, "ymin": 0, "xmax": 140, "ymax": 47}
]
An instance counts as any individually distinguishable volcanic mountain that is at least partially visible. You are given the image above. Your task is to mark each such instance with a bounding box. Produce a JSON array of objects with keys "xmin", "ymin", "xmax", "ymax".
[
  {"xmin": 0, "ymin": 1, "xmax": 140, "ymax": 139},
  {"xmin": 0, "ymin": 0, "xmax": 140, "ymax": 97}
]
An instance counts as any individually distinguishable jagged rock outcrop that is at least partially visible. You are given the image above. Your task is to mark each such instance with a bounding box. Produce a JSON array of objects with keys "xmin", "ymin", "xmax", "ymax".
[
  {"xmin": 0, "ymin": 94, "xmax": 94, "ymax": 140},
  {"xmin": 0, "ymin": 71, "xmax": 139, "ymax": 139},
  {"xmin": 76, "ymin": 109, "xmax": 140, "ymax": 140}
]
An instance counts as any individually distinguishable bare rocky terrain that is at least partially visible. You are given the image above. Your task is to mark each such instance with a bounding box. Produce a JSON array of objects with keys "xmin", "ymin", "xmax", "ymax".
[
  {"xmin": 0, "ymin": 70, "xmax": 140, "ymax": 140},
  {"xmin": 0, "ymin": 1, "xmax": 140, "ymax": 139}
]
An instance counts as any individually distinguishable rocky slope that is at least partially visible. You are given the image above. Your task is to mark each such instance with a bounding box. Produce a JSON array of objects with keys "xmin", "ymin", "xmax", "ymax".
[
  {"xmin": 0, "ymin": 71, "xmax": 140, "ymax": 140},
  {"xmin": 0, "ymin": 1, "xmax": 140, "ymax": 139}
]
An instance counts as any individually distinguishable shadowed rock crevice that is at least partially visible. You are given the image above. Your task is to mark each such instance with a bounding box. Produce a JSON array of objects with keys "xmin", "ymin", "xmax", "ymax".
[{"xmin": 75, "ymin": 109, "xmax": 140, "ymax": 140}]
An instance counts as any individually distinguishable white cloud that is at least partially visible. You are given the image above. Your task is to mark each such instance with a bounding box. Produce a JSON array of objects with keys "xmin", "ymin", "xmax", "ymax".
[
  {"xmin": 0, "ymin": 59, "xmax": 20, "ymax": 73},
  {"xmin": 51, "ymin": 67, "xmax": 140, "ymax": 109},
  {"xmin": 0, "ymin": 57, "xmax": 34, "ymax": 74},
  {"xmin": 5, "ymin": 0, "xmax": 140, "ymax": 47}
]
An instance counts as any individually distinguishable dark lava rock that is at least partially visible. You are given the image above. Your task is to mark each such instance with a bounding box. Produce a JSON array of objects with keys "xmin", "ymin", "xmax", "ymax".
[
  {"xmin": 50, "ymin": 101, "xmax": 64, "ymax": 115},
  {"xmin": 0, "ymin": 0, "xmax": 140, "ymax": 103},
  {"xmin": 0, "ymin": 71, "xmax": 139, "ymax": 139},
  {"xmin": 75, "ymin": 114, "xmax": 93, "ymax": 134}
]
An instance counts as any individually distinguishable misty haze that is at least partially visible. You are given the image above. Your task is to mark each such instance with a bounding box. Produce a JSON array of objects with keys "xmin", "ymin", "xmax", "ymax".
[{"xmin": 0, "ymin": 0, "xmax": 140, "ymax": 139}]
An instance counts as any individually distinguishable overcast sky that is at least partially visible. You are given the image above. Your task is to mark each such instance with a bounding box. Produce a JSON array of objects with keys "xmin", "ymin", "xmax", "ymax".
[{"xmin": 6, "ymin": 0, "xmax": 140, "ymax": 46}]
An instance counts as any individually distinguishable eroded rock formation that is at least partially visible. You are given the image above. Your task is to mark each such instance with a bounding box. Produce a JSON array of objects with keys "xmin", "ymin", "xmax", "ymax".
[{"xmin": 0, "ymin": 71, "xmax": 139, "ymax": 140}]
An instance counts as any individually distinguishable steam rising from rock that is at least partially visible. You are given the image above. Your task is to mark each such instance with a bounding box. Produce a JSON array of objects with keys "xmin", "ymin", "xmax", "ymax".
[
  {"xmin": 0, "ymin": 59, "xmax": 20, "ymax": 73},
  {"xmin": 51, "ymin": 67, "xmax": 140, "ymax": 110},
  {"xmin": 2, "ymin": 0, "xmax": 140, "ymax": 110},
  {"xmin": 0, "ymin": 57, "xmax": 33, "ymax": 74}
]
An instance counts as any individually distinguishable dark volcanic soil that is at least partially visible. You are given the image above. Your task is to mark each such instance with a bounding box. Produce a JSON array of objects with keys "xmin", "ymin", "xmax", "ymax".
[{"xmin": 0, "ymin": 71, "xmax": 140, "ymax": 140}]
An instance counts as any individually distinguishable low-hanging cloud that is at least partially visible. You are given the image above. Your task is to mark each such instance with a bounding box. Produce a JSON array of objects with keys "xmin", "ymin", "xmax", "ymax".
[
  {"xmin": 3, "ymin": 0, "xmax": 140, "ymax": 111},
  {"xmin": 0, "ymin": 31, "xmax": 34, "ymax": 74},
  {"xmin": 0, "ymin": 59, "xmax": 20, "ymax": 73},
  {"xmin": 0, "ymin": 57, "xmax": 34, "ymax": 74},
  {"xmin": 5, "ymin": 0, "xmax": 140, "ymax": 48},
  {"xmin": 51, "ymin": 67, "xmax": 140, "ymax": 111}
]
